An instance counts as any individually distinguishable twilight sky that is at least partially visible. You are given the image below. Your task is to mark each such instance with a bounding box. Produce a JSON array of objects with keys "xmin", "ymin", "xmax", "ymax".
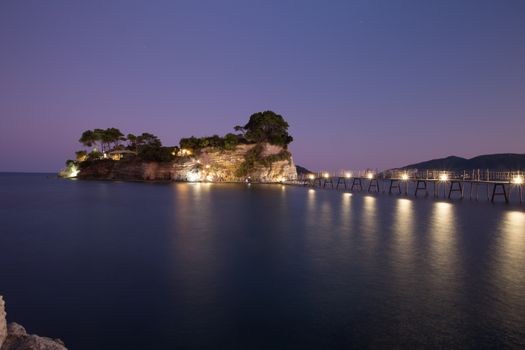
[{"xmin": 0, "ymin": 0, "xmax": 524, "ymax": 172}]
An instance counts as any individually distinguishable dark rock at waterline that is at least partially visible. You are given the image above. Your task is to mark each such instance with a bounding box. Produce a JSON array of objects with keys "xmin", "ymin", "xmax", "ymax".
[
  {"xmin": 0, "ymin": 296, "xmax": 67, "ymax": 350},
  {"xmin": 1, "ymin": 323, "xmax": 67, "ymax": 350}
]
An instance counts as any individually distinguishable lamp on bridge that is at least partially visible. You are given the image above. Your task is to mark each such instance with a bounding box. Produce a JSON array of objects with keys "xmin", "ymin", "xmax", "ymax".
[
  {"xmin": 323, "ymin": 173, "xmax": 330, "ymax": 178},
  {"xmin": 513, "ymin": 175, "xmax": 523, "ymax": 185},
  {"xmin": 401, "ymin": 173, "xmax": 409, "ymax": 181},
  {"xmin": 308, "ymin": 174, "xmax": 315, "ymax": 180},
  {"xmin": 345, "ymin": 172, "xmax": 352, "ymax": 178},
  {"xmin": 367, "ymin": 173, "xmax": 374, "ymax": 179},
  {"xmin": 439, "ymin": 173, "xmax": 449, "ymax": 182}
]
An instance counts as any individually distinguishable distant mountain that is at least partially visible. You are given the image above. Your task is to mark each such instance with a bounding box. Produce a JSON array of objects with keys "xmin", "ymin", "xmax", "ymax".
[{"xmin": 401, "ymin": 153, "xmax": 525, "ymax": 170}]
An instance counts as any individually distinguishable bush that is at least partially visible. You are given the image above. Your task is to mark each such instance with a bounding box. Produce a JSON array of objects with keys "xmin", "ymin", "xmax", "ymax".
[
  {"xmin": 87, "ymin": 150, "xmax": 103, "ymax": 160},
  {"xmin": 138, "ymin": 145, "xmax": 175, "ymax": 162}
]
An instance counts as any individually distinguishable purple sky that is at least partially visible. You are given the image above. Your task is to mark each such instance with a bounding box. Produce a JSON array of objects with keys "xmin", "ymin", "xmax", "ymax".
[{"xmin": 1, "ymin": 0, "xmax": 524, "ymax": 172}]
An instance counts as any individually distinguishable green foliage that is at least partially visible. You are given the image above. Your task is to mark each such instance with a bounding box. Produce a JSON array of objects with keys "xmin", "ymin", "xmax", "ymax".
[
  {"xmin": 259, "ymin": 150, "xmax": 292, "ymax": 167},
  {"xmin": 235, "ymin": 144, "xmax": 262, "ymax": 177},
  {"xmin": 127, "ymin": 132, "xmax": 161, "ymax": 152},
  {"xmin": 79, "ymin": 127, "xmax": 125, "ymax": 152},
  {"xmin": 179, "ymin": 134, "xmax": 242, "ymax": 152},
  {"xmin": 236, "ymin": 111, "xmax": 293, "ymax": 146},
  {"xmin": 78, "ymin": 158, "xmax": 113, "ymax": 170},
  {"xmin": 224, "ymin": 133, "xmax": 240, "ymax": 150},
  {"xmin": 87, "ymin": 150, "xmax": 102, "ymax": 160},
  {"xmin": 79, "ymin": 130, "xmax": 96, "ymax": 147},
  {"xmin": 179, "ymin": 136, "xmax": 201, "ymax": 150},
  {"xmin": 138, "ymin": 146, "xmax": 175, "ymax": 162},
  {"xmin": 75, "ymin": 150, "xmax": 87, "ymax": 161}
]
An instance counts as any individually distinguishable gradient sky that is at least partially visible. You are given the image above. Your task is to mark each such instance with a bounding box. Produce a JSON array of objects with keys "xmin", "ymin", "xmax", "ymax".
[{"xmin": 1, "ymin": 0, "xmax": 524, "ymax": 172}]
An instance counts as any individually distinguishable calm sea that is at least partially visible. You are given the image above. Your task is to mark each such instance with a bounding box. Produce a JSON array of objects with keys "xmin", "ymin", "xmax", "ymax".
[{"xmin": 0, "ymin": 173, "xmax": 524, "ymax": 349}]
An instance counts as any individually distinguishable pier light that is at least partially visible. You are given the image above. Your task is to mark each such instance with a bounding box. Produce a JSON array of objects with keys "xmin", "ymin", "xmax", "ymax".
[
  {"xmin": 345, "ymin": 172, "xmax": 352, "ymax": 178},
  {"xmin": 323, "ymin": 173, "xmax": 330, "ymax": 178},
  {"xmin": 512, "ymin": 175, "xmax": 523, "ymax": 185},
  {"xmin": 439, "ymin": 173, "xmax": 448, "ymax": 182},
  {"xmin": 367, "ymin": 173, "xmax": 374, "ymax": 179},
  {"xmin": 308, "ymin": 174, "xmax": 315, "ymax": 180},
  {"xmin": 401, "ymin": 173, "xmax": 409, "ymax": 181}
]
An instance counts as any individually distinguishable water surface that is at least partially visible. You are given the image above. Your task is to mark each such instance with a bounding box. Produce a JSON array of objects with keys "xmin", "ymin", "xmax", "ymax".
[{"xmin": 0, "ymin": 173, "xmax": 524, "ymax": 348}]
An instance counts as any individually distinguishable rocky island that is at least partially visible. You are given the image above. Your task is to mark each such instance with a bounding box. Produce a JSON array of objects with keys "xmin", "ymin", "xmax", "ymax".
[
  {"xmin": 0, "ymin": 296, "xmax": 67, "ymax": 350},
  {"xmin": 60, "ymin": 111, "xmax": 298, "ymax": 182}
]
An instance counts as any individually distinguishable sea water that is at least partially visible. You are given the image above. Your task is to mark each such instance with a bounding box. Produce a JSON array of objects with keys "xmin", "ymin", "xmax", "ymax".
[{"xmin": 0, "ymin": 173, "xmax": 524, "ymax": 348}]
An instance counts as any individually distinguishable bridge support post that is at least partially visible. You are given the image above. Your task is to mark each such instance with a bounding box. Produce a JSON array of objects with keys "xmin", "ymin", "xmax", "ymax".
[
  {"xmin": 448, "ymin": 180, "xmax": 463, "ymax": 199},
  {"xmin": 323, "ymin": 177, "xmax": 334, "ymax": 189},
  {"xmin": 415, "ymin": 180, "xmax": 428, "ymax": 197},
  {"xmin": 388, "ymin": 179, "xmax": 401, "ymax": 195},
  {"xmin": 491, "ymin": 183, "xmax": 508, "ymax": 203},
  {"xmin": 336, "ymin": 177, "xmax": 347, "ymax": 190},
  {"xmin": 351, "ymin": 178, "xmax": 363, "ymax": 191},
  {"xmin": 368, "ymin": 178, "xmax": 380, "ymax": 193}
]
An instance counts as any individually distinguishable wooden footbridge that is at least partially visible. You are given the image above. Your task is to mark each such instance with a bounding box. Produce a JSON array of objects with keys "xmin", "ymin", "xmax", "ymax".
[{"xmin": 293, "ymin": 169, "xmax": 524, "ymax": 204}]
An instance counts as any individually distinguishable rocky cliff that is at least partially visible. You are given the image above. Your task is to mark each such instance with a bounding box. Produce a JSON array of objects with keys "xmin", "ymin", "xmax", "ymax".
[
  {"xmin": 76, "ymin": 143, "xmax": 297, "ymax": 182},
  {"xmin": 0, "ymin": 296, "xmax": 67, "ymax": 350},
  {"xmin": 0, "ymin": 296, "xmax": 6, "ymax": 349}
]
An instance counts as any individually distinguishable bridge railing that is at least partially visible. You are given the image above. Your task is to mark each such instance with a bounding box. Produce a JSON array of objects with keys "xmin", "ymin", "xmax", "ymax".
[
  {"xmin": 375, "ymin": 169, "xmax": 524, "ymax": 182},
  {"xmin": 297, "ymin": 169, "xmax": 524, "ymax": 183}
]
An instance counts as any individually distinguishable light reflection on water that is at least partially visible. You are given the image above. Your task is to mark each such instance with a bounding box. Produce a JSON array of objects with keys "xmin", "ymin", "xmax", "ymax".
[
  {"xmin": 1, "ymin": 175, "xmax": 525, "ymax": 349},
  {"xmin": 491, "ymin": 211, "xmax": 525, "ymax": 335},
  {"xmin": 429, "ymin": 202, "xmax": 459, "ymax": 275},
  {"xmin": 361, "ymin": 195, "xmax": 379, "ymax": 253},
  {"xmin": 340, "ymin": 192, "xmax": 352, "ymax": 231},
  {"xmin": 171, "ymin": 182, "xmax": 219, "ymax": 312},
  {"xmin": 306, "ymin": 188, "xmax": 317, "ymax": 229},
  {"xmin": 498, "ymin": 211, "xmax": 525, "ymax": 279},
  {"xmin": 392, "ymin": 198, "xmax": 415, "ymax": 273}
]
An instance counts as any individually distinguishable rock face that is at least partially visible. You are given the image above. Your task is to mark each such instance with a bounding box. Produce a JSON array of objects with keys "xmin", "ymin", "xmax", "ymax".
[
  {"xmin": 77, "ymin": 143, "xmax": 298, "ymax": 182},
  {"xmin": 0, "ymin": 296, "xmax": 6, "ymax": 349},
  {"xmin": 1, "ymin": 323, "xmax": 67, "ymax": 350},
  {"xmin": 0, "ymin": 296, "xmax": 67, "ymax": 350}
]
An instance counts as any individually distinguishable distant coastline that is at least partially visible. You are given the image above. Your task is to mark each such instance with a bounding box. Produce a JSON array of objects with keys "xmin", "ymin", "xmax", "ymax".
[{"xmin": 399, "ymin": 153, "xmax": 525, "ymax": 171}]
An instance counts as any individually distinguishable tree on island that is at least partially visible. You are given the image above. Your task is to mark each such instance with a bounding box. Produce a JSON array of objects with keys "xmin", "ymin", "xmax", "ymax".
[
  {"xmin": 235, "ymin": 110, "xmax": 293, "ymax": 147},
  {"xmin": 178, "ymin": 111, "xmax": 293, "ymax": 153},
  {"xmin": 126, "ymin": 132, "xmax": 175, "ymax": 162},
  {"xmin": 79, "ymin": 128, "xmax": 124, "ymax": 153},
  {"xmin": 127, "ymin": 132, "xmax": 161, "ymax": 152},
  {"xmin": 103, "ymin": 127, "xmax": 126, "ymax": 149}
]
